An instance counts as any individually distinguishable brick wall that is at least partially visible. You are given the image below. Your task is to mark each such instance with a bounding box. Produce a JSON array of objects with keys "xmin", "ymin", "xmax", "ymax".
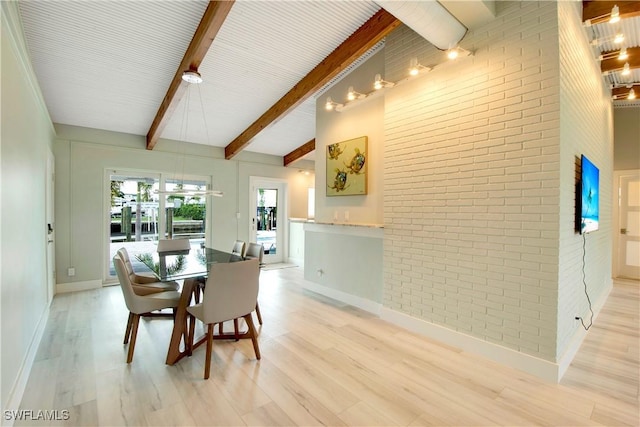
[
  {"xmin": 557, "ymin": 0, "xmax": 613, "ymax": 360},
  {"xmin": 383, "ymin": 1, "xmax": 563, "ymax": 360}
]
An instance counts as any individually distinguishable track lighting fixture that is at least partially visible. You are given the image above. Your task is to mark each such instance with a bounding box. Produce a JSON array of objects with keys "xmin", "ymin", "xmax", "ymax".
[
  {"xmin": 408, "ymin": 57, "xmax": 431, "ymax": 76},
  {"xmin": 609, "ymin": 4, "xmax": 620, "ymax": 24},
  {"xmin": 590, "ymin": 32, "xmax": 625, "ymax": 46},
  {"xmin": 373, "ymin": 74, "xmax": 394, "ymax": 90},
  {"xmin": 446, "ymin": 46, "xmax": 472, "ymax": 60},
  {"xmin": 628, "ymin": 88, "xmax": 636, "ymax": 100},
  {"xmin": 347, "ymin": 86, "xmax": 366, "ymax": 101},
  {"xmin": 325, "ymin": 96, "xmax": 343, "ymax": 111},
  {"xmin": 597, "ymin": 46, "xmax": 630, "ymax": 62},
  {"xmin": 612, "ymin": 86, "xmax": 638, "ymax": 101},
  {"xmin": 618, "ymin": 47, "xmax": 628, "ymax": 61},
  {"xmin": 621, "ymin": 62, "xmax": 631, "ymax": 76}
]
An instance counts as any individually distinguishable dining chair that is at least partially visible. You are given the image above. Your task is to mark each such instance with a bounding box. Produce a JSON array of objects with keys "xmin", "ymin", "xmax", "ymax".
[
  {"xmin": 113, "ymin": 254, "xmax": 181, "ymax": 363},
  {"xmin": 243, "ymin": 243, "xmax": 264, "ymax": 325},
  {"xmin": 157, "ymin": 238, "xmax": 191, "ymax": 253},
  {"xmin": 231, "ymin": 240, "xmax": 246, "ymax": 258},
  {"xmin": 186, "ymin": 259, "xmax": 261, "ymax": 379},
  {"xmin": 116, "ymin": 247, "xmax": 179, "ymax": 296}
]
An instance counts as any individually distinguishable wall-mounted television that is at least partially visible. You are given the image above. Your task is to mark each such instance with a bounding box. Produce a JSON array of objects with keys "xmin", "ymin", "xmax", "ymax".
[{"xmin": 579, "ymin": 154, "xmax": 599, "ymax": 234}]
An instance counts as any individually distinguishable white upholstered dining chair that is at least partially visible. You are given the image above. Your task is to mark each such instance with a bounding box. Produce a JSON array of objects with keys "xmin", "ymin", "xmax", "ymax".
[
  {"xmin": 231, "ymin": 240, "xmax": 246, "ymax": 258},
  {"xmin": 243, "ymin": 242, "xmax": 264, "ymax": 325},
  {"xmin": 186, "ymin": 259, "xmax": 261, "ymax": 379},
  {"xmin": 113, "ymin": 253, "xmax": 181, "ymax": 363},
  {"xmin": 116, "ymin": 247, "xmax": 179, "ymax": 295}
]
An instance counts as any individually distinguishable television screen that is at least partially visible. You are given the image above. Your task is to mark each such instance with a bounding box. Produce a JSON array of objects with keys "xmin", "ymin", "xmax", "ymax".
[{"xmin": 580, "ymin": 155, "xmax": 599, "ymax": 234}]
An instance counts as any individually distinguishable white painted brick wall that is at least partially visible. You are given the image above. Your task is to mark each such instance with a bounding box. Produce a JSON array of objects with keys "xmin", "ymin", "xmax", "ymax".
[
  {"xmin": 556, "ymin": 0, "xmax": 613, "ymax": 359},
  {"xmin": 383, "ymin": 1, "xmax": 563, "ymax": 360}
]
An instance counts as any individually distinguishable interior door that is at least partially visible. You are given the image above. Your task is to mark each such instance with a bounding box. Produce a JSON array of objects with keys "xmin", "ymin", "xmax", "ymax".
[
  {"xmin": 250, "ymin": 178, "xmax": 286, "ymax": 264},
  {"xmin": 46, "ymin": 149, "xmax": 55, "ymax": 303},
  {"xmin": 618, "ymin": 172, "xmax": 640, "ymax": 280}
]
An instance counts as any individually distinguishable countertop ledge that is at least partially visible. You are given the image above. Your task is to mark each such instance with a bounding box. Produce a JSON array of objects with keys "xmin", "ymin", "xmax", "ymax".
[{"xmin": 290, "ymin": 218, "xmax": 383, "ymax": 229}]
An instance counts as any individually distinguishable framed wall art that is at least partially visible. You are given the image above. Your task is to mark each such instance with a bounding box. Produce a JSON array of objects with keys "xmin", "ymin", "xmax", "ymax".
[{"xmin": 326, "ymin": 136, "xmax": 367, "ymax": 196}]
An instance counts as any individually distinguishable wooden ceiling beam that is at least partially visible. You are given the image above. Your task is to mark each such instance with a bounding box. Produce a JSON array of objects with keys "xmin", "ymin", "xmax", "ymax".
[
  {"xmin": 224, "ymin": 9, "xmax": 400, "ymax": 160},
  {"xmin": 612, "ymin": 85, "xmax": 639, "ymax": 100},
  {"xmin": 601, "ymin": 47, "xmax": 640, "ymax": 73},
  {"xmin": 583, "ymin": 1, "xmax": 640, "ymax": 25},
  {"xmin": 283, "ymin": 139, "xmax": 315, "ymax": 166},
  {"xmin": 146, "ymin": 1, "xmax": 234, "ymax": 150}
]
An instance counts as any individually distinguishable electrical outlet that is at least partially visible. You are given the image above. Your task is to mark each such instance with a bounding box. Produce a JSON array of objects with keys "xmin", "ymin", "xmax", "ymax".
[
  {"xmin": 68, "ymin": 267, "xmax": 75, "ymax": 276},
  {"xmin": 317, "ymin": 269, "xmax": 323, "ymax": 277}
]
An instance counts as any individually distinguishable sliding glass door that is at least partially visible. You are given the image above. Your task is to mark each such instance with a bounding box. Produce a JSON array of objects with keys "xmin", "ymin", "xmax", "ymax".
[{"xmin": 106, "ymin": 170, "xmax": 210, "ymax": 281}]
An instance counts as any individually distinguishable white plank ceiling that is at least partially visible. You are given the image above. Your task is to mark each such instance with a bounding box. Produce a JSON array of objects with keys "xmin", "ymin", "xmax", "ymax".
[{"xmin": 16, "ymin": 1, "xmax": 640, "ymax": 160}]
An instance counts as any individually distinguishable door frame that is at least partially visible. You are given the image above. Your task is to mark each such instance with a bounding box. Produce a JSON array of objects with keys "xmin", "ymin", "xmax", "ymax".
[
  {"xmin": 249, "ymin": 176, "xmax": 288, "ymax": 264},
  {"xmin": 46, "ymin": 148, "xmax": 55, "ymax": 303},
  {"xmin": 103, "ymin": 169, "xmax": 213, "ymax": 283},
  {"xmin": 612, "ymin": 169, "xmax": 640, "ymax": 279}
]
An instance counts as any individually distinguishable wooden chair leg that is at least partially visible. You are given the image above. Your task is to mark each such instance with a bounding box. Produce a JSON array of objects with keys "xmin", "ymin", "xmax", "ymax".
[
  {"xmin": 243, "ymin": 314, "xmax": 261, "ymax": 360},
  {"xmin": 187, "ymin": 313, "xmax": 195, "ymax": 356},
  {"xmin": 124, "ymin": 312, "xmax": 134, "ymax": 344},
  {"xmin": 233, "ymin": 318, "xmax": 240, "ymax": 340},
  {"xmin": 204, "ymin": 323, "xmax": 214, "ymax": 380},
  {"xmin": 194, "ymin": 284, "xmax": 201, "ymax": 304},
  {"xmin": 127, "ymin": 314, "xmax": 140, "ymax": 363},
  {"xmin": 255, "ymin": 302, "xmax": 263, "ymax": 325}
]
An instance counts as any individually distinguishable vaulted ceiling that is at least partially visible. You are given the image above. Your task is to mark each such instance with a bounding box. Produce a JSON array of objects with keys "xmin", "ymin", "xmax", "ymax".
[
  {"xmin": 582, "ymin": 1, "xmax": 640, "ymax": 106},
  {"xmin": 16, "ymin": 1, "xmax": 639, "ymax": 167}
]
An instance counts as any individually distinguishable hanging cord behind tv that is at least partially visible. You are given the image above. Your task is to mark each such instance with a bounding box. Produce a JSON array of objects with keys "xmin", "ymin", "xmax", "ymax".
[{"xmin": 576, "ymin": 232, "xmax": 594, "ymax": 330}]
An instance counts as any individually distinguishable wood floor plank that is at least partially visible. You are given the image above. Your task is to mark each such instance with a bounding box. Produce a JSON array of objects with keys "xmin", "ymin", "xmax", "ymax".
[
  {"xmin": 338, "ymin": 401, "xmax": 402, "ymax": 426},
  {"xmin": 242, "ymin": 401, "xmax": 297, "ymax": 426}
]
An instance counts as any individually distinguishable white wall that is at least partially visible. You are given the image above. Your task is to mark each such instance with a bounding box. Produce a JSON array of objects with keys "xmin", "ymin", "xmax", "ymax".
[
  {"xmin": 379, "ymin": 1, "xmax": 613, "ymax": 380},
  {"xmin": 53, "ymin": 124, "xmax": 314, "ymax": 289},
  {"xmin": 613, "ymin": 107, "xmax": 640, "ymax": 171},
  {"xmin": 556, "ymin": 0, "xmax": 613, "ymax": 366},
  {"xmin": 315, "ymin": 48, "xmax": 385, "ymax": 226},
  {"xmin": 383, "ymin": 1, "xmax": 564, "ymax": 362},
  {"xmin": 1, "ymin": 1, "xmax": 56, "ymax": 414},
  {"xmin": 303, "ymin": 48, "xmax": 386, "ymax": 306},
  {"xmin": 304, "ymin": 223, "xmax": 383, "ymax": 310}
]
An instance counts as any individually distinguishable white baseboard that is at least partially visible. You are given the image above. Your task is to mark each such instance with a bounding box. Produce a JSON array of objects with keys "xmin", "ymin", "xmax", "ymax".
[
  {"xmin": 3, "ymin": 304, "xmax": 50, "ymax": 426},
  {"xmin": 287, "ymin": 256, "xmax": 304, "ymax": 267},
  {"xmin": 300, "ymin": 281, "xmax": 382, "ymax": 316},
  {"xmin": 380, "ymin": 307, "xmax": 561, "ymax": 383},
  {"xmin": 56, "ymin": 279, "xmax": 102, "ymax": 293}
]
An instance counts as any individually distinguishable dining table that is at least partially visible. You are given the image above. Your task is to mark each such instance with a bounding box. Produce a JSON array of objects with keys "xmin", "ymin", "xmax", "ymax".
[{"xmin": 138, "ymin": 244, "xmax": 249, "ymax": 365}]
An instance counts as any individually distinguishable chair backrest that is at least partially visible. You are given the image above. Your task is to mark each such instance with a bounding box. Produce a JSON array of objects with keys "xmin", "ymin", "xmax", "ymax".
[
  {"xmin": 113, "ymin": 253, "xmax": 139, "ymax": 312},
  {"xmin": 244, "ymin": 243, "xmax": 264, "ymax": 263},
  {"xmin": 157, "ymin": 238, "xmax": 191, "ymax": 253},
  {"xmin": 116, "ymin": 247, "xmax": 138, "ymax": 281},
  {"xmin": 231, "ymin": 240, "xmax": 246, "ymax": 257},
  {"xmin": 200, "ymin": 259, "xmax": 259, "ymax": 324}
]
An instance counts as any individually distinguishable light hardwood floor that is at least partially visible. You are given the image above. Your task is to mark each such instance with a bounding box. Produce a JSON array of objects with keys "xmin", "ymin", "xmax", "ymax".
[{"xmin": 16, "ymin": 269, "xmax": 639, "ymax": 426}]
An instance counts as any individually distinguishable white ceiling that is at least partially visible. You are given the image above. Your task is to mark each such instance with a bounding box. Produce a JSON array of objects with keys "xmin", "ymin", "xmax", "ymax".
[
  {"xmin": 588, "ymin": 14, "xmax": 640, "ymax": 107},
  {"xmin": 16, "ymin": 1, "xmax": 639, "ymax": 161},
  {"xmin": 17, "ymin": 0, "xmax": 381, "ymax": 158}
]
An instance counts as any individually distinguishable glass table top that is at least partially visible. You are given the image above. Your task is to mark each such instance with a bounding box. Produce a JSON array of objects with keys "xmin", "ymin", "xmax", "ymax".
[{"xmin": 135, "ymin": 246, "xmax": 243, "ymax": 281}]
